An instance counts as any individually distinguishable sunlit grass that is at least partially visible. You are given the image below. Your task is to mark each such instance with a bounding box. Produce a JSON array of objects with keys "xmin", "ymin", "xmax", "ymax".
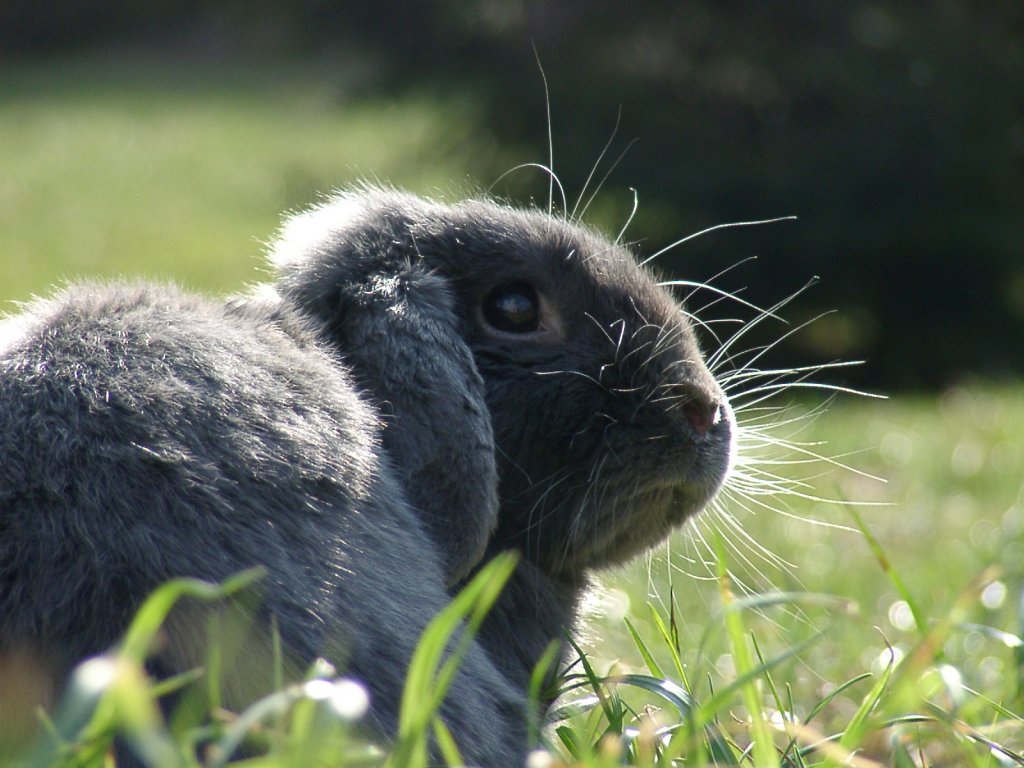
[
  {"xmin": 0, "ymin": 55, "xmax": 517, "ymax": 305},
  {"xmin": 573, "ymin": 385, "xmax": 1024, "ymax": 765}
]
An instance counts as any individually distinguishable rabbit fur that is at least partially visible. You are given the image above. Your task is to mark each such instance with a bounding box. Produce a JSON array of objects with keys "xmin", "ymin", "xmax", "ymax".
[{"xmin": 0, "ymin": 186, "xmax": 733, "ymax": 764}]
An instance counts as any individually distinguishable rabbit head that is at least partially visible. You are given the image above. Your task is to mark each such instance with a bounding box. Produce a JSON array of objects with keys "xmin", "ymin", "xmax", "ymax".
[{"xmin": 269, "ymin": 187, "xmax": 733, "ymax": 583}]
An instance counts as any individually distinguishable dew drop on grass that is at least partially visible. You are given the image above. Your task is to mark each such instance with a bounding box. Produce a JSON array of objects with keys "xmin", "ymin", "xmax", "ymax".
[
  {"xmin": 330, "ymin": 679, "xmax": 370, "ymax": 721},
  {"xmin": 870, "ymin": 645, "xmax": 905, "ymax": 674},
  {"xmin": 303, "ymin": 677, "xmax": 370, "ymax": 721},
  {"xmin": 74, "ymin": 656, "xmax": 118, "ymax": 695},
  {"xmin": 981, "ymin": 580, "xmax": 1007, "ymax": 609},
  {"xmin": 303, "ymin": 679, "xmax": 334, "ymax": 701},
  {"xmin": 769, "ymin": 709, "xmax": 798, "ymax": 727},
  {"xmin": 938, "ymin": 664, "xmax": 966, "ymax": 707},
  {"xmin": 526, "ymin": 749, "xmax": 556, "ymax": 768},
  {"xmin": 887, "ymin": 600, "xmax": 915, "ymax": 631}
]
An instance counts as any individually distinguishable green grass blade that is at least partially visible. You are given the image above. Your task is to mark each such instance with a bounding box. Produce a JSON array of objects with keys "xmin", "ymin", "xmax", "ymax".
[
  {"xmin": 528, "ymin": 640, "xmax": 563, "ymax": 745},
  {"xmin": 432, "ymin": 718, "xmax": 463, "ymax": 767},
  {"xmin": 646, "ymin": 602, "xmax": 688, "ymax": 685},
  {"xmin": 887, "ymin": 566, "xmax": 1000, "ymax": 714},
  {"xmin": 695, "ymin": 592, "xmax": 855, "ymax": 665},
  {"xmin": 802, "ymin": 673, "xmax": 873, "ymax": 725},
  {"xmin": 387, "ymin": 552, "xmax": 517, "ymax": 767},
  {"xmin": 547, "ymin": 695, "xmax": 603, "ymax": 724},
  {"xmin": 837, "ymin": 649, "xmax": 893, "ymax": 753},
  {"xmin": 750, "ymin": 635, "xmax": 802, "ymax": 768},
  {"xmin": 846, "ymin": 506, "xmax": 927, "ymax": 637},
  {"xmin": 565, "ymin": 636, "xmax": 617, "ymax": 726},
  {"xmin": 715, "ymin": 534, "xmax": 780, "ymax": 768},
  {"xmin": 607, "ymin": 674, "xmax": 695, "ymax": 717},
  {"xmin": 623, "ymin": 615, "xmax": 666, "ymax": 679},
  {"xmin": 555, "ymin": 724, "xmax": 584, "ymax": 760},
  {"xmin": 27, "ymin": 570, "xmax": 268, "ymax": 768},
  {"xmin": 119, "ymin": 568, "xmax": 266, "ymax": 663},
  {"xmin": 1018, "ymin": 583, "xmax": 1024, "ymax": 706}
]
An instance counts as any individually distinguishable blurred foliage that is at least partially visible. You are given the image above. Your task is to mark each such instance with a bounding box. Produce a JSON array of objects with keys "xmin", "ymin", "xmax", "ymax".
[
  {"xmin": 2, "ymin": 1, "xmax": 1022, "ymax": 389},
  {"xmin": 0, "ymin": 61, "xmax": 511, "ymax": 303}
]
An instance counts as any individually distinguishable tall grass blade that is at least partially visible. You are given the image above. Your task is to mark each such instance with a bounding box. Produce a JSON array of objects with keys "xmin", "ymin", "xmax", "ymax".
[
  {"xmin": 607, "ymin": 674, "xmax": 695, "ymax": 717},
  {"xmin": 802, "ymin": 673, "xmax": 872, "ymax": 724},
  {"xmin": 623, "ymin": 616, "xmax": 666, "ymax": 679},
  {"xmin": 715, "ymin": 534, "xmax": 780, "ymax": 768},
  {"xmin": 528, "ymin": 640, "xmax": 563, "ymax": 746},
  {"xmin": 838, "ymin": 650, "xmax": 893, "ymax": 753},
  {"xmin": 387, "ymin": 552, "xmax": 518, "ymax": 768},
  {"xmin": 888, "ymin": 566, "xmax": 1000, "ymax": 714},
  {"xmin": 27, "ymin": 570, "xmax": 267, "ymax": 768},
  {"xmin": 646, "ymin": 602, "xmax": 688, "ymax": 686},
  {"xmin": 846, "ymin": 507, "xmax": 927, "ymax": 637}
]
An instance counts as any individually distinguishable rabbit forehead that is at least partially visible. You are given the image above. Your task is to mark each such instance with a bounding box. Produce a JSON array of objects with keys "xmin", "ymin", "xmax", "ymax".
[
  {"xmin": 438, "ymin": 201, "xmax": 685, "ymax": 324},
  {"xmin": 269, "ymin": 188, "xmax": 690, "ymax": 338}
]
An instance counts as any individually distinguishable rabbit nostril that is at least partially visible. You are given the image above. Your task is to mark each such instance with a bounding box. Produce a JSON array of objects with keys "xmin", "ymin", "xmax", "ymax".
[{"xmin": 683, "ymin": 400, "xmax": 720, "ymax": 436}]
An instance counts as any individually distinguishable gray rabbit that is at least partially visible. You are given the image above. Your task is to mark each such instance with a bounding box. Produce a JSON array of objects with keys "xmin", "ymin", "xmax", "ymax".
[{"xmin": 0, "ymin": 186, "xmax": 733, "ymax": 764}]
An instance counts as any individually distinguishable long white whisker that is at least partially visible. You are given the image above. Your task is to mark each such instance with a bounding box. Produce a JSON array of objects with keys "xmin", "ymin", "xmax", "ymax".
[
  {"xmin": 682, "ymin": 256, "xmax": 760, "ymax": 305},
  {"xmin": 615, "ymin": 188, "xmax": 640, "ymax": 246},
  {"xmin": 720, "ymin": 360, "xmax": 867, "ymax": 383},
  {"xmin": 577, "ymin": 138, "xmax": 639, "ymax": 224},
  {"xmin": 488, "ymin": 163, "xmax": 568, "ymax": 213},
  {"xmin": 662, "ymin": 280, "xmax": 784, "ymax": 324},
  {"xmin": 737, "ymin": 429, "xmax": 888, "ymax": 484},
  {"xmin": 640, "ymin": 216, "xmax": 798, "ymax": 266},
  {"xmin": 530, "ymin": 45, "xmax": 561, "ymax": 216},
  {"xmin": 571, "ymin": 107, "xmax": 622, "ymax": 220},
  {"xmin": 733, "ymin": 380, "xmax": 887, "ymax": 401},
  {"xmin": 706, "ymin": 279, "xmax": 820, "ymax": 371}
]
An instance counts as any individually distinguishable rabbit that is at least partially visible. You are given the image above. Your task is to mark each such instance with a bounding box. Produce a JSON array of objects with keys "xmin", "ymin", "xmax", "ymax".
[
  {"xmin": 0, "ymin": 184, "xmax": 734, "ymax": 764},
  {"xmin": 260, "ymin": 187, "xmax": 733, "ymax": 701},
  {"xmin": 0, "ymin": 240, "xmax": 514, "ymax": 759}
]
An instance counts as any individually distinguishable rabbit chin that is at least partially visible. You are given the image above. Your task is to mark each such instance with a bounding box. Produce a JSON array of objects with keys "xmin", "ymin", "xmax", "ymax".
[{"xmin": 529, "ymin": 413, "xmax": 734, "ymax": 578}]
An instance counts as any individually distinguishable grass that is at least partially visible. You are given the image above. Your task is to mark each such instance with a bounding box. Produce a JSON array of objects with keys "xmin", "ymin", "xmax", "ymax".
[
  {"xmin": 0, "ymin": 54, "xmax": 519, "ymax": 306},
  {"xmin": 570, "ymin": 385, "xmax": 1024, "ymax": 765},
  {"xmin": 1, "ymin": 57, "xmax": 1022, "ymax": 765}
]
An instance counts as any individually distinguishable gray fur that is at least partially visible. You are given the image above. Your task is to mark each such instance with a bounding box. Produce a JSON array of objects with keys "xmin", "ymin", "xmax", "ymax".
[{"xmin": 0, "ymin": 186, "xmax": 733, "ymax": 764}]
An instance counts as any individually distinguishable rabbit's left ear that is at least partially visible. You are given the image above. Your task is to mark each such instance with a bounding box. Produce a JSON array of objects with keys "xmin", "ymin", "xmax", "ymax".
[{"xmin": 268, "ymin": 191, "xmax": 498, "ymax": 586}]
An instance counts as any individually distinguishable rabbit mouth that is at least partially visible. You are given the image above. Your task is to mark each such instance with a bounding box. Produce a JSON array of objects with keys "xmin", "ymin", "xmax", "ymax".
[
  {"xmin": 614, "ymin": 458, "xmax": 730, "ymax": 556},
  {"xmin": 544, "ymin": 417, "xmax": 734, "ymax": 575}
]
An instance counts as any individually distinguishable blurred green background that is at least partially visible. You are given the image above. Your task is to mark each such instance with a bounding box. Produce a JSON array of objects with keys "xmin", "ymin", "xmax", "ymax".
[
  {"xmin": 2, "ymin": 1, "xmax": 1022, "ymax": 389},
  {"xmin": 2, "ymin": 3, "xmax": 1024, "ymax": 750}
]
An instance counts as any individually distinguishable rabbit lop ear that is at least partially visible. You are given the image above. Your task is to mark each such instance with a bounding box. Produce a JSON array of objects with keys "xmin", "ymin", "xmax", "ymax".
[{"xmin": 268, "ymin": 188, "xmax": 498, "ymax": 586}]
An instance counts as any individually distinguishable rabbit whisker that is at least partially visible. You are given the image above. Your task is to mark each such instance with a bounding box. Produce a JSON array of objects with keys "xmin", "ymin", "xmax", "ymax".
[{"xmin": 641, "ymin": 216, "xmax": 797, "ymax": 267}]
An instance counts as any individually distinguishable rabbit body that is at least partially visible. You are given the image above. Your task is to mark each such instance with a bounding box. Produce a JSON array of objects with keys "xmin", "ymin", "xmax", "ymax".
[
  {"xmin": 0, "ymin": 279, "xmax": 521, "ymax": 764},
  {"xmin": 0, "ymin": 187, "xmax": 734, "ymax": 763}
]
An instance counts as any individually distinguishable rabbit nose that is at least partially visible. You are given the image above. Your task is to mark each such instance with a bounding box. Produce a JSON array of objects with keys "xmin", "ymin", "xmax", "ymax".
[{"xmin": 683, "ymin": 397, "xmax": 723, "ymax": 436}]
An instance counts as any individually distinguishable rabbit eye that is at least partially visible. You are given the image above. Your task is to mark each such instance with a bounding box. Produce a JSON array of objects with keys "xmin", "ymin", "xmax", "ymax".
[{"xmin": 482, "ymin": 282, "xmax": 541, "ymax": 334}]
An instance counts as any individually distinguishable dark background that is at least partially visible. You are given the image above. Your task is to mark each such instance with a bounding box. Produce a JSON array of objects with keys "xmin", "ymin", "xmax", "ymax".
[{"xmin": 4, "ymin": 1, "xmax": 1022, "ymax": 390}]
